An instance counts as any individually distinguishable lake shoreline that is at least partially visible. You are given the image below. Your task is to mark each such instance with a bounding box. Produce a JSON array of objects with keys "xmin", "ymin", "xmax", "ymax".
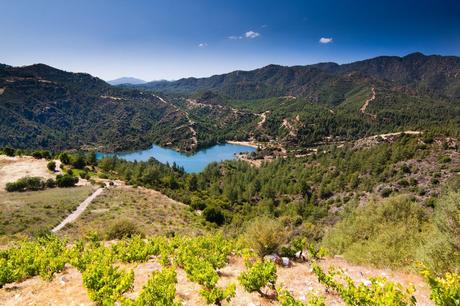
[
  {"xmin": 97, "ymin": 143, "xmax": 257, "ymax": 173},
  {"xmin": 226, "ymin": 140, "xmax": 259, "ymax": 148}
]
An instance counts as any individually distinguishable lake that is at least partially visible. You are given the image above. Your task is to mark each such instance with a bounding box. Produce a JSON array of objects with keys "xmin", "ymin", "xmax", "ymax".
[{"xmin": 96, "ymin": 143, "xmax": 256, "ymax": 173}]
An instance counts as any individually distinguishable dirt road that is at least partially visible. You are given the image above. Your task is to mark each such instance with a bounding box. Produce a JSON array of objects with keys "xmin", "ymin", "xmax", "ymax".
[
  {"xmin": 51, "ymin": 187, "xmax": 104, "ymax": 233},
  {"xmin": 359, "ymin": 87, "xmax": 376, "ymax": 118}
]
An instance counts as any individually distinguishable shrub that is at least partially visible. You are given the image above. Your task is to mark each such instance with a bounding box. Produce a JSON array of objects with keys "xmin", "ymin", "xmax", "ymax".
[
  {"xmin": 322, "ymin": 196, "xmax": 429, "ymax": 268},
  {"xmin": 434, "ymin": 192, "xmax": 460, "ymax": 252},
  {"xmin": 80, "ymin": 171, "xmax": 90, "ymax": 180},
  {"xmin": 59, "ymin": 152, "xmax": 70, "ymax": 165},
  {"xmin": 380, "ymin": 188, "xmax": 393, "ymax": 198},
  {"xmin": 47, "ymin": 161, "xmax": 56, "ymax": 172},
  {"xmin": 5, "ymin": 176, "xmax": 45, "ymax": 192},
  {"xmin": 56, "ymin": 174, "xmax": 78, "ymax": 187},
  {"xmin": 203, "ymin": 207, "xmax": 225, "ymax": 225},
  {"xmin": 45, "ymin": 178, "xmax": 56, "ymax": 188},
  {"xmin": 244, "ymin": 217, "xmax": 287, "ymax": 257},
  {"xmin": 31, "ymin": 150, "xmax": 51, "ymax": 160},
  {"xmin": 2, "ymin": 147, "xmax": 15, "ymax": 156},
  {"xmin": 190, "ymin": 196, "xmax": 207, "ymax": 210},
  {"xmin": 106, "ymin": 220, "xmax": 142, "ymax": 240},
  {"xmin": 239, "ymin": 260, "xmax": 277, "ymax": 297},
  {"xmin": 71, "ymin": 155, "xmax": 86, "ymax": 169},
  {"xmin": 417, "ymin": 192, "xmax": 460, "ymax": 274},
  {"xmin": 439, "ymin": 156, "xmax": 452, "ymax": 164}
]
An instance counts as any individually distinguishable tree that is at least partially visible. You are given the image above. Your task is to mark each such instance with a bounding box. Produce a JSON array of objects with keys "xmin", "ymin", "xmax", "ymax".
[
  {"xmin": 72, "ymin": 154, "xmax": 86, "ymax": 169},
  {"xmin": 47, "ymin": 161, "xmax": 56, "ymax": 172},
  {"xmin": 59, "ymin": 152, "xmax": 70, "ymax": 165},
  {"xmin": 188, "ymin": 174, "xmax": 198, "ymax": 191}
]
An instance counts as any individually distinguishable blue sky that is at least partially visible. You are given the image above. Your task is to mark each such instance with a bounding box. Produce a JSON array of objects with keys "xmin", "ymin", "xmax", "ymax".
[{"xmin": 1, "ymin": 0, "xmax": 459, "ymax": 81}]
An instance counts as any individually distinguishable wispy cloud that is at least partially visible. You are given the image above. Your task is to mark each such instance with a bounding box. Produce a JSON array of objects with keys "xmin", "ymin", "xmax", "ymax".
[
  {"xmin": 228, "ymin": 35, "xmax": 243, "ymax": 40},
  {"xmin": 198, "ymin": 42, "xmax": 208, "ymax": 47},
  {"xmin": 245, "ymin": 31, "xmax": 260, "ymax": 39},
  {"xmin": 319, "ymin": 37, "xmax": 333, "ymax": 44}
]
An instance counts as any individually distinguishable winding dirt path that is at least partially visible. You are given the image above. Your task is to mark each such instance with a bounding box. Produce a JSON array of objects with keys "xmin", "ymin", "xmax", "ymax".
[
  {"xmin": 51, "ymin": 188, "xmax": 104, "ymax": 233},
  {"xmin": 359, "ymin": 87, "xmax": 376, "ymax": 118},
  {"xmin": 154, "ymin": 94, "xmax": 198, "ymax": 147},
  {"xmin": 257, "ymin": 111, "xmax": 269, "ymax": 128}
]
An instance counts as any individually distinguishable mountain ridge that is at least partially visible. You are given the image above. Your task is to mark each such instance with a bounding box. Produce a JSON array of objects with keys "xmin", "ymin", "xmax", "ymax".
[
  {"xmin": 138, "ymin": 52, "xmax": 460, "ymax": 100},
  {"xmin": 1, "ymin": 52, "xmax": 459, "ymax": 152}
]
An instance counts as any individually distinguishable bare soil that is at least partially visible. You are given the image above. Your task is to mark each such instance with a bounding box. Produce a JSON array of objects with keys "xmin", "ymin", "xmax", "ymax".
[
  {"xmin": 0, "ymin": 255, "xmax": 433, "ymax": 305},
  {"xmin": 0, "ymin": 156, "xmax": 56, "ymax": 189}
]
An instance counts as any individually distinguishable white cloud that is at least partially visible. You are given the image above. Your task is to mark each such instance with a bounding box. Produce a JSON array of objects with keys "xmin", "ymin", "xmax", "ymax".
[
  {"xmin": 319, "ymin": 37, "xmax": 333, "ymax": 44},
  {"xmin": 198, "ymin": 42, "xmax": 208, "ymax": 47},
  {"xmin": 245, "ymin": 31, "xmax": 260, "ymax": 39},
  {"xmin": 228, "ymin": 35, "xmax": 243, "ymax": 40}
]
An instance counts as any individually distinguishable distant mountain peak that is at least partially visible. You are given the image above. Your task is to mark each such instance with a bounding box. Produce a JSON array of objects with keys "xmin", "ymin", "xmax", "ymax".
[
  {"xmin": 404, "ymin": 52, "xmax": 426, "ymax": 58},
  {"xmin": 108, "ymin": 77, "xmax": 146, "ymax": 86}
]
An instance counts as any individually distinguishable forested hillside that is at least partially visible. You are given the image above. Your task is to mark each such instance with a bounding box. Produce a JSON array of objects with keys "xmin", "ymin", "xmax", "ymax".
[
  {"xmin": 138, "ymin": 53, "xmax": 460, "ymax": 149},
  {"xmin": 1, "ymin": 53, "xmax": 460, "ymax": 153},
  {"xmin": 0, "ymin": 64, "xmax": 196, "ymax": 151}
]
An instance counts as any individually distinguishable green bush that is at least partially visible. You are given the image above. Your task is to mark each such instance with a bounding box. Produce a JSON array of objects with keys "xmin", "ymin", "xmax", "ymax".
[
  {"xmin": 32, "ymin": 150, "xmax": 51, "ymax": 159},
  {"xmin": 5, "ymin": 176, "xmax": 45, "ymax": 192},
  {"xmin": 439, "ymin": 156, "xmax": 452, "ymax": 164},
  {"xmin": 59, "ymin": 152, "xmax": 70, "ymax": 165},
  {"xmin": 47, "ymin": 161, "xmax": 56, "ymax": 172},
  {"xmin": 71, "ymin": 154, "xmax": 86, "ymax": 169},
  {"xmin": 322, "ymin": 196, "xmax": 429, "ymax": 269},
  {"xmin": 55, "ymin": 174, "xmax": 79, "ymax": 187},
  {"xmin": 417, "ymin": 192, "xmax": 460, "ymax": 274},
  {"xmin": 1, "ymin": 147, "xmax": 15, "ymax": 156},
  {"xmin": 244, "ymin": 217, "xmax": 287, "ymax": 257},
  {"xmin": 106, "ymin": 220, "xmax": 143, "ymax": 240},
  {"xmin": 203, "ymin": 207, "xmax": 225, "ymax": 225},
  {"xmin": 45, "ymin": 178, "xmax": 56, "ymax": 188}
]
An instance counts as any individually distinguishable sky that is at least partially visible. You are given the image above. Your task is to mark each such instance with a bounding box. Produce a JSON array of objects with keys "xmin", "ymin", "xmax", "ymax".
[{"xmin": 1, "ymin": 0, "xmax": 459, "ymax": 81}]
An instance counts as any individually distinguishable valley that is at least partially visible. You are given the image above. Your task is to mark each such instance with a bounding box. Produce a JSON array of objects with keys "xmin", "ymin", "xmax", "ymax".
[
  {"xmin": 2, "ymin": 1, "xmax": 460, "ymax": 304},
  {"xmin": 0, "ymin": 52, "xmax": 459, "ymax": 306}
]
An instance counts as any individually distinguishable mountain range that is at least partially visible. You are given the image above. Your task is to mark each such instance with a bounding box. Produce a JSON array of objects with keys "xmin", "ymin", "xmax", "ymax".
[{"xmin": 0, "ymin": 52, "xmax": 459, "ymax": 152}]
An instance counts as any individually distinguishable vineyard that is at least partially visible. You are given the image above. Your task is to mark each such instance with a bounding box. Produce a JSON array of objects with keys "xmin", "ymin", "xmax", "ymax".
[{"xmin": 1, "ymin": 234, "xmax": 459, "ymax": 305}]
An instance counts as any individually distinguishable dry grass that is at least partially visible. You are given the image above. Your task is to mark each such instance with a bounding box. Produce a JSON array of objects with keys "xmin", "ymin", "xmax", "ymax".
[
  {"xmin": 0, "ymin": 186, "xmax": 94, "ymax": 243},
  {"xmin": 59, "ymin": 186, "xmax": 206, "ymax": 240}
]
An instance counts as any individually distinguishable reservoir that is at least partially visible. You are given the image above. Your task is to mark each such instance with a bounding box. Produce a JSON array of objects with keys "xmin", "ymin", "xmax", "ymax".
[{"xmin": 96, "ymin": 143, "xmax": 256, "ymax": 173}]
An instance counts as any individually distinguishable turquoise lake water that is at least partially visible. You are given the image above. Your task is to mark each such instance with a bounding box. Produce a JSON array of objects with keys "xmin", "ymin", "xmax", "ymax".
[{"xmin": 96, "ymin": 143, "xmax": 256, "ymax": 173}]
